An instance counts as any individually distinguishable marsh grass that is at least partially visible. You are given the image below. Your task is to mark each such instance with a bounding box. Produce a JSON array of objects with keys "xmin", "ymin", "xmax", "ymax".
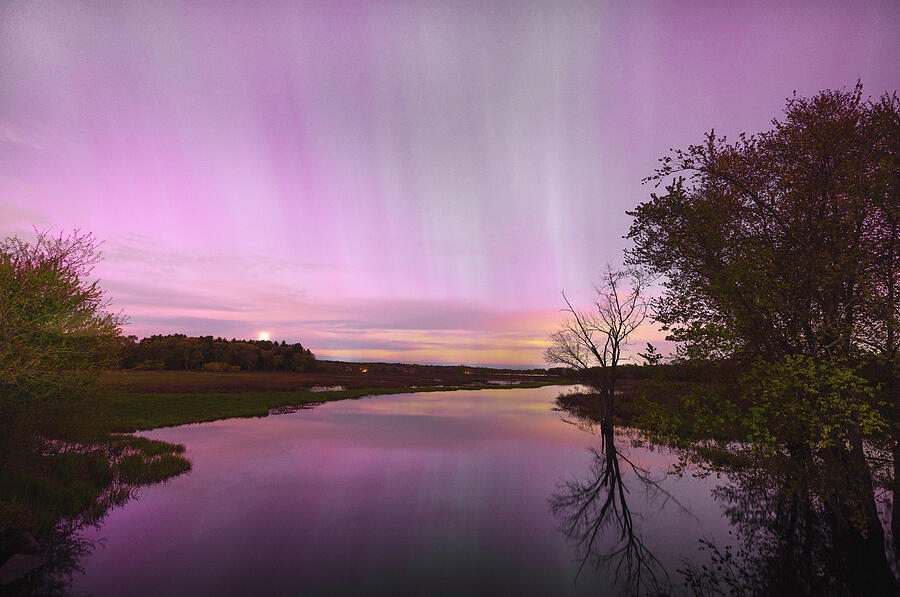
[
  {"xmin": 0, "ymin": 406, "xmax": 192, "ymax": 591},
  {"xmin": 0, "ymin": 431, "xmax": 191, "ymax": 541},
  {"xmin": 34, "ymin": 381, "xmax": 557, "ymax": 438},
  {"xmin": 117, "ymin": 453, "xmax": 191, "ymax": 486},
  {"xmin": 0, "ymin": 432, "xmax": 190, "ymax": 593}
]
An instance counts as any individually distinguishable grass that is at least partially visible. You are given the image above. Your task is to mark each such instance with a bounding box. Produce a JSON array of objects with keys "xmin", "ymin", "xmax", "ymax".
[
  {"xmin": 99, "ymin": 368, "xmax": 564, "ymax": 394},
  {"xmin": 39, "ymin": 380, "xmax": 562, "ymax": 439},
  {"xmin": 0, "ymin": 432, "xmax": 191, "ymax": 544},
  {"xmin": 117, "ymin": 453, "xmax": 192, "ymax": 486}
]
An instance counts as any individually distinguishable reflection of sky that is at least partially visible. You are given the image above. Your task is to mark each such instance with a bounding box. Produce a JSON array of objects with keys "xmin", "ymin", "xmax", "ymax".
[
  {"xmin": 1, "ymin": 1, "xmax": 898, "ymax": 366},
  {"xmin": 71, "ymin": 386, "xmax": 731, "ymax": 595}
]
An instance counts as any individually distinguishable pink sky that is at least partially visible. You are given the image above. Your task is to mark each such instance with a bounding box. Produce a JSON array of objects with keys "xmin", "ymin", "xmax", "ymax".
[{"xmin": 2, "ymin": 1, "xmax": 898, "ymax": 366}]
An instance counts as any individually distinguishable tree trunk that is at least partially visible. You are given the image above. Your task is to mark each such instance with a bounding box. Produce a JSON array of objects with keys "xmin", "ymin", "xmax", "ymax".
[
  {"xmin": 893, "ymin": 439, "xmax": 900, "ymax": 556},
  {"xmin": 821, "ymin": 440, "xmax": 898, "ymax": 594}
]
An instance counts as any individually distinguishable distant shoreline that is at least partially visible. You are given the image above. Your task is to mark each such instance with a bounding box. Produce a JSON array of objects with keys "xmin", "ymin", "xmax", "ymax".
[
  {"xmin": 29, "ymin": 370, "xmax": 572, "ymax": 442},
  {"xmin": 100, "ymin": 366, "xmax": 564, "ymax": 395}
]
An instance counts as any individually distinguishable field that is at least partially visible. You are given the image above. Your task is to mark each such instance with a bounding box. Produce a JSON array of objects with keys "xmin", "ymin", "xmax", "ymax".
[
  {"xmin": 99, "ymin": 364, "xmax": 560, "ymax": 394},
  {"xmin": 20, "ymin": 366, "xmax": 566, "ymax": 441}
]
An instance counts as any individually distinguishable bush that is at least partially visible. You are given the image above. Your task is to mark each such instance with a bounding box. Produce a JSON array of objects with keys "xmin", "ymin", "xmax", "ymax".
[
  {"xmin": 201, "ymin": 362, "xmax": 230, "ymax": 372},
  {"xmin": 0, "ymin": 230, "xmax": 125, "ymax": 403},
  {"xmin": 134, "ymin": 360, "xmax": 165, "ymax": 370}
]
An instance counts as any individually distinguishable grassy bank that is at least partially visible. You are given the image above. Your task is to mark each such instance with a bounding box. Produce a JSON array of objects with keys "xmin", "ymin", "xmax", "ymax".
[
  {"xmin": 41, "ymin": 380, "xmax": 563, "ymax": 440},
  {"xmin": 99, "ymin": 367, "xmax": 562, "ymax": 394},
  {"xmin": 554, "ymin": 377, "xmax": 748, "ymax": 443}
]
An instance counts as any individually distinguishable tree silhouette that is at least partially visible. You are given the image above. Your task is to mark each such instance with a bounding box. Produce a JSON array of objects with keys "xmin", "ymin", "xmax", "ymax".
[{"xmin": 545, "ymin": 265, "xmax": 650, "ymax": 431}]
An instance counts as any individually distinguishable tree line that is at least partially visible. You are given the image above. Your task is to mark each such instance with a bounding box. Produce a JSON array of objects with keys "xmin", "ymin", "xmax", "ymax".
[{"xmin": 121, "ymin": 334, "xmax": 317, "ymax": 372}]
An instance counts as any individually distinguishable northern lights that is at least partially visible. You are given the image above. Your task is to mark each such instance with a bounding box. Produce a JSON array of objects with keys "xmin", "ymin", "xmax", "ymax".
[{"xmin": 2, "ymin": 1, "xmax": 898, "ymax": 366}]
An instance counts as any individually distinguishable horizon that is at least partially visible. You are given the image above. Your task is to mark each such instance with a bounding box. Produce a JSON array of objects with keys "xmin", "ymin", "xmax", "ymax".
[{"xmin": 2, "ymin": 1, "xmax": 899, "ymax": 368}]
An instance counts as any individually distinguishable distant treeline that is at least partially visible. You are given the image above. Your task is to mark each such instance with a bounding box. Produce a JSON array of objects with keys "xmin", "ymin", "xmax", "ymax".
[
  {"xmin": 121, "ymin": 334, "xmax": 317, "ymax": 372},
  {"xmin": 547, "ymin": 363, "xmax": 663, "ymax": 380},
  {"xmin": 546, "ymin": 360, "xmax": 738, "ymax": 382}
]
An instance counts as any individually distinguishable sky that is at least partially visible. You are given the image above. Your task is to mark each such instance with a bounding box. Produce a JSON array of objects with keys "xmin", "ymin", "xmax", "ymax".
[{"xmin": 2, "ymin": 1, "xmax": 899, "ymax": 367}]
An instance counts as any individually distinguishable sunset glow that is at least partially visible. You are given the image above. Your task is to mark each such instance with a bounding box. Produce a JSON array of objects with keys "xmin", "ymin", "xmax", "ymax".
[{"xmin": 258, "ymin": 332, "xmax": 270, "ymax": 342}]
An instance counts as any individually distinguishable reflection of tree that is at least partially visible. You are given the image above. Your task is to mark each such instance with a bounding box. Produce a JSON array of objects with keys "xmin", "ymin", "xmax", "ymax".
[
  {"xmin": 4, "ymin": 523, "xmax": 95, "ymax": 596},
  {"xmin": 679, "ymin": 446, "xmax": 900, "ymax": 596},
  {"xmin": 552, "ymin": 409, "xmax": 678, "ymax": 596},
  {"xmin": 1, "ymin": 436, "xmax": 190, "ymax": 594},
  {"xmin": 555, "ymin": 386, "xmax": 900, "ymax": 596}
]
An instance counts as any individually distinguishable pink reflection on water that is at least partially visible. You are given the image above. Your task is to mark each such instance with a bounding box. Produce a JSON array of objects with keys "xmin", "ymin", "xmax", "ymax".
[{"xmin": 72, "ymin": 386, "xmax": 728, "ymax": 596}]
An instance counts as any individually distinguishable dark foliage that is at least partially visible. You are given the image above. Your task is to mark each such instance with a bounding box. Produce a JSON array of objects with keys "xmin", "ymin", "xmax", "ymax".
[
  {"xmin": 624, "ymin": 83, "xmax": 900, "ymax": 592},
  {"xmin": 120, "ymin": 334, "xmax": 317, "ymax": 372},
  {"xmin": 0, "ymin": 231, "xmax": 125, "ymax": 404}
]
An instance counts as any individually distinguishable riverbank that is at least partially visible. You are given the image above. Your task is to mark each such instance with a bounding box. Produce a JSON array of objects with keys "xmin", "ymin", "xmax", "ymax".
[
  {"xmin": 554, "ymin": 378, "xmax": 748, "ymax": 443},
  {"xmin": 99, "ymin": 365, "xmax": 561, "ymax": 393},
  {"xmin": 45, "ymin": 378, "xmax": 567, "ymax": 440},
  {"xmin": 2, "ymin": 376, "xmax": 568, "ymax": 586}
]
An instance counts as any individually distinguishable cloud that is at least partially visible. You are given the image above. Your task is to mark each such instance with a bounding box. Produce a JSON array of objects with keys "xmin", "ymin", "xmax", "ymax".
[
  {"xmin": 103, "ymin": 234, "xmax": 344, "ymax": 273},
  {"xmin": 0, "ymin": 200, "xmax": 53, "ymax": 233},
  {"xmin": 102, "ymin": 279, "xmax": 253, "ymax": 313},
  {"xmin": 117, "ymin": 298, "xmax": 562, "ymax": 367}
]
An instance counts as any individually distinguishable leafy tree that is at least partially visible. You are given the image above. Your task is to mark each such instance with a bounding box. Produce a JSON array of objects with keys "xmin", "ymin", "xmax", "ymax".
[
  {"xmin": 638, "ymin": 343, "xmax": 663, "ymax": 366},
  {"xmin": 628, "ymin": 83, "xmax": 898, "ymax": 369},
  {"xmin": 121, "ymin": 334, "xmax": 316, "ymax": 372},
  {"xmin": 0, "ymin": 231, "xmax": 125, "ymax": 403},
  {"xmin": 626, "ymin": 84, "xmax": 898, "ymax": 443},
  {"xmin": 626, "ymin": 83, "xmax": 900, "ymax": 570}
]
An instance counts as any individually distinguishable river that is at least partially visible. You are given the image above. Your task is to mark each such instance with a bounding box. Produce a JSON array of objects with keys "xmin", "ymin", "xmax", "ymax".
[{"xmin": 70, "ymin": 385, "xmax": 733, "ymax": 595}]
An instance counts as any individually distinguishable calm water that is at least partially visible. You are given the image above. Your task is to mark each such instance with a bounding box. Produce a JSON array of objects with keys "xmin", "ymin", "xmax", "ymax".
[{"xmin": 70, "ymin": 386, "xmax": 730, "ymax": 596}]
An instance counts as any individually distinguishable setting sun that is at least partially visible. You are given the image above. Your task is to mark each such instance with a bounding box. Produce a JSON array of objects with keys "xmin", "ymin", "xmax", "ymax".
[{"xmin": 258, "ymin": 332, "xmax": 270, "ymax": 341}]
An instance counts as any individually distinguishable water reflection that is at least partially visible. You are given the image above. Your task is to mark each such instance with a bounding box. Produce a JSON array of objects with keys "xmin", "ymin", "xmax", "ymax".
[
  {"xmin": 678, "ymin": 443, "xmax": 899, "ymax": 596},
  {"xmin": 69, "ymin": 386, "xmax": 707, "ymax": 596},
  {"xmin": 553, "ymin": 392, "xmax": 900, "ymax": 596},
  {"xmin": 10, "ymin": 386, "xmax": 896, "ymax": 595},
  {"xmin": 3, "ymin": 523, "xmax": 94, "ymax": 596},
  {"xmin": 551, "ymin": 397, "xmax": 690, "ymax": 596},
  {"xmin": 551, "ymin": 426, "xmax": 669, "ymax": 595},
  {"xmin": 0, "ymin": 435, "xmax": 190, "ymax": 595}
]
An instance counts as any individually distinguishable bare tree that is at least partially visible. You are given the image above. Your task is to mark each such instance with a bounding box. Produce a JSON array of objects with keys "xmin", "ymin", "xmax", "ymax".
[{"xmin": 545, "ymin": 265, "xmax": 650, "ymax": 430}]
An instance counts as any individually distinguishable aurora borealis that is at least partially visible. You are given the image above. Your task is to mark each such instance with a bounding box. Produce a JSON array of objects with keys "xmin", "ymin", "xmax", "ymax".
[{"xmin": 2, "ymin": 1, "xmax": 898, "ymax": 366}]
